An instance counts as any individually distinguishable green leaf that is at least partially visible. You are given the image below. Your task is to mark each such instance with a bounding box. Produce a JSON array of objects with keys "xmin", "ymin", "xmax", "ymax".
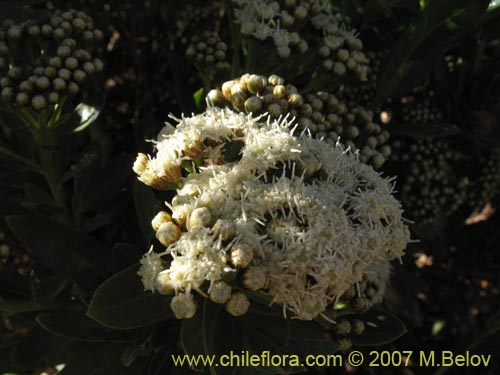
[
  {"xmin": 387, "ymin": 121, "xmax": 461, "ymax": 138},
  {"xmin": 0, "ymin": 299, "xmax": 77, "ymax": 316},
  {"xmin": 0, "ymin": 2, "xmax": 49, "ymax": 22},
  {"xmin": 36, "ymin": 311, "xmax": 129, "ymax": 343},
  {"xmin": 0, "ymin": 265, "xmax": 29, "ymax": 298},
  {"xmin": 350, "ymin": 309, "xmax": 407, "ymax": 346},
  {"xmin": 73, "ymin": 154, "xmax": 133, "ymax": 231},
  {"xmin": 6, "ymin": 214, "xmax": 110, "ymax": 291},
  {"xmin": 73, "ymin": 92, "xmax": 106, "ymax": 132},
  {"xmin": 373, "ymin": 0, "xmax": 490, "ymax": 106},
  {"xmin": 148, "ymin": 320, "xmax": 181, "ymax": 349},
  {"xmin": 10, "ymin": 325, "xmax": 60, "ymax": 369},
  {"xmin": 193, "ymin": 88, "xmax": 205, "ymax": 108},
  {"xmin": 31, "ymin": 274, "xmax": 69, "ymax": 304},
  {"xmin": 57, "ymin": 341, "xmax": 141, "ymax": 375},
  {"xmin": 87, "ymin": 264, "xmax": 173, "ymax": 329},
  {"xmin": 181, "ymin": 300, "xmax": 324, "ymax": 374},
  {"xmin": 133, "ymin": 180, "xmax": 160, "ymax": 246}
]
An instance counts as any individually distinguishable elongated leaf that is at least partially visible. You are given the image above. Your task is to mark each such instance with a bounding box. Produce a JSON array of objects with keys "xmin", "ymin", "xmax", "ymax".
[
  {"xmin": 373, "ymin": 0, "xmax": 490, "ymax": 106},
  {"xmin": 31, "ymin": 274, "xmax": 69, "ymax": 304},
  {"xmin": 6, "ymin": 215, "xmax": 110, "ymax": 291},
  {"xmin": 73, "ymin": 154, "xmax": 133, "ymax": 232},
  {"xmin": 0, "ymin": 2, "xmax": 49, "ymax": 22},
  {"xmin": 11, "ymin": 325, "xmax": 60, "ymax": 369},
  {"xmin": 36, "ymin": 311, "xmax": 128, "ymax": 342},
  {"xmin": 87, "ymin": 264, "xmax": 173, "ymax": 329},
  {"xmin": 133, "ymin": 180, "xmax": 160, "ymax": 246},
  {"xmin": 0, "ymin": 299, "xmax": 78, "ymax": 316},
  {"xmin": 0, "ymin": 265, "xmax": 29, "ymax": 297},
  {"xmin": 387, "ymin": 121, "xmax": 460, "ymax": 138},
  {"xmin": 350, "ymin": 309, "xmax": 407, "ymax": 346},
  {"xmin": 57, "ymin": 341, "xmax": 140, "ymax": 375},
  {"xmin": 73, "ymin": 92, "xmax": 106, "ymax": 132}
]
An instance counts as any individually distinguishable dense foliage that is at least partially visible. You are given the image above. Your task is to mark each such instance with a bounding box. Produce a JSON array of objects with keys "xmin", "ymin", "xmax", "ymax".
[{"xmin": 1, "ymin": 1, "xmax": 500, "ymax": 375}]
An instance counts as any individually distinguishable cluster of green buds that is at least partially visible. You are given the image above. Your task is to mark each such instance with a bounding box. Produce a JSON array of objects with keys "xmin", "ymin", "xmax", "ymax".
[
  {"xmin": 135, "ymin": 105, "xmax": 410, "ymax": 321},
  {"xmin": 314, "ymin": 260, "xmax": 393, "ymax": 351},
  {"xmin": 388, "ymin": 138, "xmax": 469, "ymax": 224},
  {"xmin": 232, "ymin": 0, "xmax": 369, "ymax": 81},
  {"xmin": 207, "ymin": 73, "xmax": 305, "ymax": 119},
  {"xmin": 183, "ymin": 31, "xmax": 229, "ymax": 72},
  {"xmin": 0, "ymin": 9, "xmax": 103, "ymax": 112},
  {"xmin": 463, "ymin": 152, "xmax": 500, "ymax": 211},
  {"xmin": 208, "ymin": 73, "xmax": 391, "ymax": 169},
  {"xmin": 386, "ymin": 125, "xmax": 500, "ymax": 225},
  {"xmin": 343, "ymin": 50, "xmax": 386, "ymax": 107},
  {"xmin": 174, "ymin": 1, "xmax": 224, "ymax": 40},
  {"xmin": 399, "ymin": 91, "xmax": 445, "ymax": 125}
]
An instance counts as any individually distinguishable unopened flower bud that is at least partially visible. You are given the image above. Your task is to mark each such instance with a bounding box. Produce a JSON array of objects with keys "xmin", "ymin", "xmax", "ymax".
[
  {"xmin": 241, "ymin": 266, "xmax": 267, "ymax": 291},
  {"xmin": 187, "ymin": 207, "xmax": 212, "ymax": 230},
  {"xmin": 207, "ymin": 89, "xmax": 226, "ymax": 107},
  {"xmin": 244, "ymin": 96, "xmax": 262, "ymax": 114},
  {"xmin": 230, "ymin": 243, "xmax": 254, "ymax": 268},
  {"xmin": 151, "ymin": 211, "xmax": 173, "ymax": 232},
  {"xmin": 247, "ymin": 74, "xmax": 265, "ymax": 94},
  {"xmin": 335, "ymin": 319, "xmax": 352, "ymax": 336},
  {"xmin": 16, "ymin": 92, "xmax": 29, "ymax": 106},
  {"xmin": 337, "ymin": 338, "xmax": 352, "ymax": 351},
  {"xmin": 52, "ymin": 77, "xmax": 67, "ymax": 92},
  {"xmin": 31, "ymin": 95, "xmax": 46, "ymax": 110},
  {"xmin": 334, "ymin": 62, "xmax": 346, "ymax": 76},
  {"xmin": 48, "ymin": 92, "xmax": 59, "ymax": 104},
  {"xmin": 155, "ymin": 272, "xmax": 174, "ymax": 295},
  {"xmin": 36, "ymin": 76, "xmax": 50, "ymax": 91},
  {"xmin": 212, "ymin": 219, "xmax": 236, "ymax": 241},
  {"xmin": 268, "ymin": 74, "xmax": 284, "ymax": 86},
  {"xmin": 65, "ymin": 57, "xmax": 79, "ymax": 70},
  {"xmin": 225, "ymin": 292, "xmax": 250, "ymax": 317},
  {"xmin": 171, "ymin": 293, "xmax": 197, "ymax": 319},
  {"xmin": 209, "ymin": 280, "xmax": 232, "ymax": 304},
  {"xmin": 351, "ymin": 319, "xmax": 365, "ymax": 335},
  {"xmin": 67, "ymin": 81, "xmax": 79, "ymax": 95},
  {"xmin": 353, "ymin": 297, "xmax": 370, "ymax": 312},
  {"xmin": 156, "ymin": 221, "xmax": 182, "ymax": 247}
]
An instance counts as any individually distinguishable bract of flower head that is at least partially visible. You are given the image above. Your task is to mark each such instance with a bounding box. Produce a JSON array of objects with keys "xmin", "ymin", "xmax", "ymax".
[{"xmin": 136, "ymin": 106, "xmax": 410, "ymax": 320}]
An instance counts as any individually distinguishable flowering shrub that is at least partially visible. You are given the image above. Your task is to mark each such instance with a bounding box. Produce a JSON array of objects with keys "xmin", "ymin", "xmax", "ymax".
[
  {"xmin": 134, "ymin": 106, "xmax": 410, "ymax": 320},
  {"xmin": 0, "ymin": 1, "xmax": 500, "ymax": 375}
]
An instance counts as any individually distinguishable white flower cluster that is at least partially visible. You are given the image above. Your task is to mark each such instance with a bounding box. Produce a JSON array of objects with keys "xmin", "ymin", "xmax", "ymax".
[
  {"xmin": 135, "ymin": 106, "xmax": 410, "ymax": 320},
  {"xmin": 232, "ymin": 0, "xmax": 315, "ymax": 57},
  {"xmin": 231, "ymin": 0, "xmax": 370, "ymax": 80}
]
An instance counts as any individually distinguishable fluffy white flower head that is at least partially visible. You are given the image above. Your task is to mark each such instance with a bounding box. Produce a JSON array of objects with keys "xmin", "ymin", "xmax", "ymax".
[{"xmin": 137, "ymin": 106, "xmax": 410, "ymax": 320}]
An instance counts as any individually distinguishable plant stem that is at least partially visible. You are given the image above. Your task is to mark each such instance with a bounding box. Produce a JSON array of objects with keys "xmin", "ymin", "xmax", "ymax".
[
  {"xmin": 0, "ymin": 144, "xmax": 43, "ymax": 173},
  {"xmin": 37, "ymin": 129, "xmax": 71, "ymax": 223}
]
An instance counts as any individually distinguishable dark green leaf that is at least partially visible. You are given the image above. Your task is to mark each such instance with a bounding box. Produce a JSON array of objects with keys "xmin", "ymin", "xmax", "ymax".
[
  {"xmin": 0, "ymin": 299, "xmax": 77, "ymax": 316},
  {"xmin": 6, "ymin": 214, "xmax": 110, "ymax": 291},
  {"xmin": 373, "ymin": 0, "xmax": 490, "ymax": 106},
  {"xmin": 31, "ymin": 273, "xmax": 69, "ymax": 304},
  {"xmin": 87, "ymin": 264, "xmax": 173, "ymax": 329},
  {"xmin": 74, "ymin": 92, "xmax": 106, "ymax": 132},
  {"xmin": 36, "ymin": 311, "xmax": 128, "ymax": 342},
  {"xmin": 350, "ymin": 309, "xmax": 407, "ymax": 346},
  {"xmin": 149, "ymin": 320, "xmax": 181, "ymax": 349},
  {"xmin": 0, "ymin": 2, "xmax": 49, "ymax": 22},
  {"xmin": 57, "ymin": 341, "xmax": 140, "ymax": 375},
  {"xmin": 73, "ymin": 154, "xmax": 133, "ymax": 231},
  {"xmin": 0, "ymin": 264, "xmax": 29, "ymax": 297},
  {"xmin": 133, "ymin": 179, "xmax": 160, "ymax": 246},
  {"xmin": 387, "ymin": 121, "xmax": 461, "ymax": 138},
  {"xmin": 194, "ymin": 88, "xmax": 205, "ymax": 108},
  {"xmin": 11, "ymin": 325, "xmax": 59, "ymax": 369}
]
